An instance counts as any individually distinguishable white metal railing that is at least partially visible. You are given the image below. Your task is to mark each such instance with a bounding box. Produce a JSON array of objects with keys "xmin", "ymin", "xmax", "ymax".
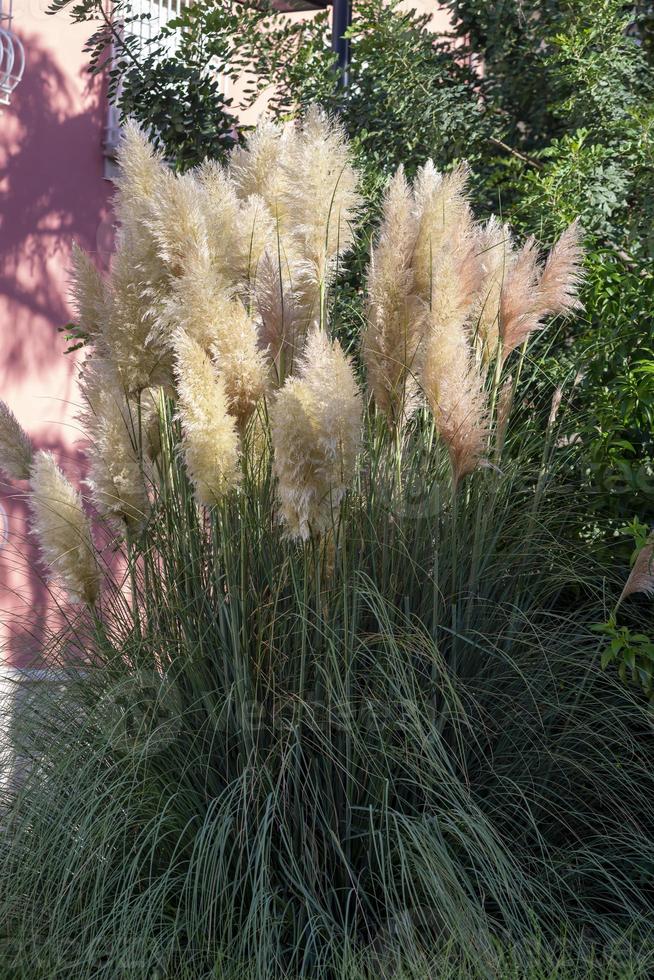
[
  {"xmin": 104, "ymin": 0, "xmax": 190, "ymax": 175},
  {"xmin": 0, "ymin": 0, "xmax": 25, "ymax": 107}
]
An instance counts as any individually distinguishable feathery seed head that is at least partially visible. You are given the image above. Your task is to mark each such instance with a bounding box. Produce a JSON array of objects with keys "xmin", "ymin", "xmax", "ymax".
[
  {"xmin": 412, "ymin": 161, "xmax": 472, "ymax": 305},
  {"xmin": 279, "ymin": 107, "xmax": 361, "ymax": 285},
  {"xmin": 363, "ymin": 167, "xmax": 425, "ymax": 419},
  {"xmin": 102, "ymin": 242, "xmax": 171, "ymax": 394},
  {"xmin": 499, "ymin": 235, "xmax": 541, "ymax": 360},
  {"xmin": 81, "ymin": 358, "xmax": 150, "ymax": 526},
  {"xmin": 172, "ymin": 330, "xmax": 240, "ymax": 506},
  {"xmin": 537, "ymin": 220, "xmax": 585, "ymax": 318},
  {"xmin": 0, "ymin": 400, "xmax": 33, "ymax": 481},
  {"xmin": 148, "ymin": 170, "xmax": 210, "ymax": 278},
  {"xmin": 210, "ymin": 298, "xmax": 269, "ymax": 428},
  {"xmin": 619, "ymin": 533, "xmax": 654, "ymax": 604},
  {"xmin": 70, "ymin": 244, "xmax": 107, "ymax": 341},
  {"xmin": 230, "ymin": 120, "xmax": 297, "ymax": 221},
  {"xmin": 421, "ymin": 316, "xmax": 489, "ymax": 488},
  {"xmin": 474, "ymin": 216, "xmax": 514, "ymax": 360},
  {"xmin": 271, "ymin": 328, "xmax": 362, "ymax": 540},
  {"xmin": 115, "ymin": 122, "xmax": 166, "ymax": 222},
  {"xmin": 29, "ymin": 450, "xmax": 100, "ymax": 605},
  {"xmin": 498, "ymin": 221, "xmax": 585, "ymax": 363}
]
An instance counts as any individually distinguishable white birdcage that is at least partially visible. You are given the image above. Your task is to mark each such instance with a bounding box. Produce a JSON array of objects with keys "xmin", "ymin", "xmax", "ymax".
[{"xmin": 0, "ymin": 0, "xmax": 24, "ymax": 106}]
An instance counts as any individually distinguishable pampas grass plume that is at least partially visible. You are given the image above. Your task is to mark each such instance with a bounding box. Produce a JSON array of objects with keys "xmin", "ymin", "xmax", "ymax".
[
  {"xmin": 271, "ymin": 328, "xmax": 362, "ymax": 540},
  {"xmin": 619, "ymin": 533, "xmax": 654, "ymax": 604},
  {"xmin": 499, "ymin": 222, "xmax": 585, "ymax": 361},
  {"xmin": 421, "ymin": 322, "xmax": 489, "ymax": 488},
  {"xmin": 412, "ymin": 161, "xmax": 472, "ymax": 305},
  {"xmin": 29, "ymin": 450, "xmax": 100, "ymax": 605},
  {"xmin": 70, "ymin": 244, "xmax": 107, "ymax": 340},
  {"xmin": 173, "ymin": 330, "xmax": 240, "ymax": 506},
  {"xmin": 0, "ymin": 400, "xmax": 33, "ymax": 481},
  {"xmin": 210, "ymin": 299, "xmax": 269, "ymax": 428},
  {"xmin": 81, "ymin": 359, "xmax": 150, "ymax": 526},
  {"xmin": 280, "ymin": 107, "xmax": 361, "ymax": 286},
  {"xmin": 363, "ymin": 166, "xmax": 424, "ymax": 419}
]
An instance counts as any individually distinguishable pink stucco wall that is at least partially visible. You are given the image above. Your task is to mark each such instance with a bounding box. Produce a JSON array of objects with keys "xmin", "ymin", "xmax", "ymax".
[{"xmin": 0, "ymin": 0, "xmax": 111, "ymax": 666}]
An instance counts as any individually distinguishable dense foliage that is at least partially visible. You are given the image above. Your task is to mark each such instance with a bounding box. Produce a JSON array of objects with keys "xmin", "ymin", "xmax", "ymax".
[{"xmin": 1, "ymin": 116, "xmax": 654, "ymax": 977}]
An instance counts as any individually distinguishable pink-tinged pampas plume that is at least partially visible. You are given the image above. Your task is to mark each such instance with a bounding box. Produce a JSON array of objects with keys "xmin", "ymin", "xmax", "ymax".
[
  {"xmin": 362, "ymin": 166, "xmax": 425, "ymax": 420},
  {"xmin": 500, "ymin": 220, "xmax": 585, "ymax": 362},
  {"xmin": 271, "ymin": 328, "xmax": 362, "ymax": 540},
  {"xmin": 474, "ymin": 216, "xmax": 514, "ymax": 360},
  {"xmin": 172, "ymin": 331, "xmax": 240, "ymax": 507},
  {"xmin": 0, "ymin": 400, "xmax": 33, "ymax": 480},
  {"xmin": 81, "ymin": 358, "xmax": 150, "ymax": 526},
  {"xmin": 29, "ymin": 451, "xmax": 100, "ymax": 606},
  {"xmin": 411, "ymin": 161, "xmax": 473, "ymax": 306},
  {"xmin": 618, "ymin": 534, "xmax": 654, "ymax": 604},
  {"xmin": 422, "ymin": 326, "xmax": 489, "ymax": 489}
]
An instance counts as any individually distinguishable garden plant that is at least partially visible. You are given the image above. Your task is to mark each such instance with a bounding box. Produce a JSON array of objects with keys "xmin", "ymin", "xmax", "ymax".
[{"xmin": 1, "ymin": 112, "xmax": 654, "ymax": 977}]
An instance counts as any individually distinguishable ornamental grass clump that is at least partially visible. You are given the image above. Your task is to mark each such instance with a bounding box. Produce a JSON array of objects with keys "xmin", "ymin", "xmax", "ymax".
[{"xmin": 2, "ymin": 112, "xmax": 653, "ymax": 979}]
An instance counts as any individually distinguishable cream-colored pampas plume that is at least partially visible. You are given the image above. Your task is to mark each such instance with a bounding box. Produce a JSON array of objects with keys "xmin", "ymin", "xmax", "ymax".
[
  {"xmin": 114, "ymin": 121, "xmax": 166, "ymax": 218},
  {"xmin": 421, "ymin": 320, "xmax": 489, "ymax": 488},
  {"xmin": 255, "ymin": 249, "xmax": 300, "ymax": 371},
  {"xmin": 147, "ymin": 170, "xmax": 210, "ymax": 278},
  {"xmin": 195, "ymin": 160, "xmax": 241, "ymax": 274},
  {"xmin": 279, "ymin": 107, "xmax": 361, "ymax": 330},
  {"xmin": 411, "ymin": 161, "xmax": 472, "ymax": 306},
  {"xmin": 618, "ymin": 533, "xmax": 654, "ymax": 604},
  {"xmin": 230, "ymin": 120, "xmax": 297, "ymax": 219},
  {"xmin": 194, "ymin": 163, "xmax": 274, "ymax": 294},
  {"xmin": 81, "ymin": 358, "xmax": 150, "ymax": 526},
  {"xmin": 474, "ymin": 216, "xmax": 514, "ymax": 359},
  {"xmin": 103, "ymin": 124, "xmax": 173, "ymax": 391},
  {"xmin": 209, "ymin": 298, "xmax": 269, "ymax": 428},
  {"xmin": 161, "ymin": 270, "xmax": 268, "ymax": 425},
  {"xmin": 0, "ymin": 400, "xmax": 33, "ymax": 480},
  {"xmin": 29, "ymin": 450, "xmax": 100, "ymax": 605},
  {"xmin": 362, "ymin": 166, "xmax": 425, "ymax": 419},
  {"xmin": 229, "ymin": 193, "xmax": 275, "ymax": 289},
  {"xmin": 102, "ymin": 241, "xmax": 171, "ymax": 394},
  {"xmin": 70, "ymin": 244, "xmax": 107, "ymax": 340},
  {"xmin": 172, "ymin": 330, "xmax": 240, "ymax": 506},
  {"xmin": 271, "ymin": 328, "xmax": 362, "ymax": 540}
]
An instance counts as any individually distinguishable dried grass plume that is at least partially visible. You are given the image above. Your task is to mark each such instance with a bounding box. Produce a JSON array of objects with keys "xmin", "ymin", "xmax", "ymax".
[
  {"xmin": 271, "ymin": 328, "xmax": 362, "ymax": 540},
  {"xmin": 173, "ymin": 331, "xmax": 240, "ymax": 506},
  {"xmin": 29, "ymin": 450, "xmax": 100, "ymax": 605},
  {"xmin": 0, "ymin": 400, "xmax": 33, "ymax": 481}
]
